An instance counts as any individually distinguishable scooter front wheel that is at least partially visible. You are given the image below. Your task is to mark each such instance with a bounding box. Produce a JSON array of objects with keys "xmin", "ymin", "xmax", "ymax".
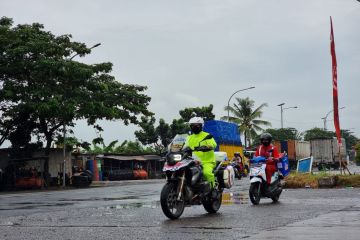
[
  {"xmin": 160, "ymin": 182, "xmax": 185, "ymax": 219},
  {"xmin": 249, "ymin": 182, "xmax": 261, "ymax": 205}
]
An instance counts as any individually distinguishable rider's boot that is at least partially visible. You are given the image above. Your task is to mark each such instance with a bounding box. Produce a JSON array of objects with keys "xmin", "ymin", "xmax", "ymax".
[{"xmin": 211, "ymin": 189, "xmax": 219, "ymax": 199}]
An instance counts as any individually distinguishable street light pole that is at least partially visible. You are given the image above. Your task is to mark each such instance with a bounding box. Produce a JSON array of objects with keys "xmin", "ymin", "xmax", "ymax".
[
  {"xmin": 321, "ymin": 117, "xmax": 326, "ymax": 130},
  {"xmin": 277, "ymin": 103, "xmax": 297, "ymax": 128},
  {"xmin": 277, "ymin": 103, "xmax": 285, "ymax": 128},
  {"xmin": 322, "ymin": 106, "xmax": 345, "ymax": 131},
  {"xmin": 227, "ymin": 86, "xmax": 255, "ymax": 121},
  {"xmin": 62, "ymin": 43, "xmax": 101, "ymax": 188}
]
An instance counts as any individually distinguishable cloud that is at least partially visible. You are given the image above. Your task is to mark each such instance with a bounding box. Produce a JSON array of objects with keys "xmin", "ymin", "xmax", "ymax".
[{"xmin": 1, "ymin": 0, "xmax": 359, "ymax": 145}]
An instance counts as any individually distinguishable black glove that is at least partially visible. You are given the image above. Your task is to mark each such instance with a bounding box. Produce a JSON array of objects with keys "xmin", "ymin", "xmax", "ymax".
[
  {"xmin": 182, "ymin": 146, "xmax": 192, "ymax": 154},
  {"xmin": 194, "ymin": 146, "xmax": 212, "ymax": 152}
]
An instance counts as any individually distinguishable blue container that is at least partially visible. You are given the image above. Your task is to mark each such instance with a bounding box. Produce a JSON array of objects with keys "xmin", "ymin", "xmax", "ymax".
[
  {"xmin": 86, "ymin": 160, "xmax": 94, "ymax": 173},
  {"xmin": 277, "ymin": 155, "xmax": 290, "ymax": 177},
  {"xmin": 203, "ymin": 120, "xmax": 242, "ymax": 146}
]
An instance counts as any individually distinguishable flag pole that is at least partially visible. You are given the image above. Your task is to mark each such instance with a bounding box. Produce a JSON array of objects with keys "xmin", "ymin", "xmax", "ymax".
[{"xmin": 338, "ymin": 146, "xmax": 342, "ymax": 175}]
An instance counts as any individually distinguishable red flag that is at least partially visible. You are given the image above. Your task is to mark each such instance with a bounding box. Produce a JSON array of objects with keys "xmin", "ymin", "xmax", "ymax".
[{"xmin": 330, "ymin": 17, "xmax": 342, "ymax": 145}]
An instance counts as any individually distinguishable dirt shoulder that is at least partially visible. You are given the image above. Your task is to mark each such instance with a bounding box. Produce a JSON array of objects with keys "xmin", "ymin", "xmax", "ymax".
[{"xmin": 283, "ymin": 172, "xmax": 360, "ymax": 188}]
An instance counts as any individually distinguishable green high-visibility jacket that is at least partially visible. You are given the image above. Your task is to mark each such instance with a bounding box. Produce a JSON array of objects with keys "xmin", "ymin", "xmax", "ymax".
[{"xmin": 185, "ymin": 131, "xmax": 217, "ymax": 164}]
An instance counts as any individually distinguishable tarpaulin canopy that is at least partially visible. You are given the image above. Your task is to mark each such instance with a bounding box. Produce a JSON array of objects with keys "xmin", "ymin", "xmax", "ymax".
[{"xmin": 203, "ymin": 120, "xmax": 242, "ymax": 146}]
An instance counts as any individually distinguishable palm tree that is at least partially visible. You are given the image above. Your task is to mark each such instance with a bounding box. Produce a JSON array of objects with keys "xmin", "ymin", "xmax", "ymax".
[{"xmin": 222, "ymin": 97, "xmax": 271, "ymax": 148}]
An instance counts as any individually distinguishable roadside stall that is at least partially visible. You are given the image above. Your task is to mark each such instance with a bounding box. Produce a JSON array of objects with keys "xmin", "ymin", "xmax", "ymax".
[{"xmin": 97, "ymin": 154, "xmax": 163, "ymax": 181}]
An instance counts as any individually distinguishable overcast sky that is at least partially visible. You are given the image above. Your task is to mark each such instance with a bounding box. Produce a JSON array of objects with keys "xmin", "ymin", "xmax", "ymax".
[{"xmin": 1, "ymin": 0, "xmax": 359, "ymax": 146}]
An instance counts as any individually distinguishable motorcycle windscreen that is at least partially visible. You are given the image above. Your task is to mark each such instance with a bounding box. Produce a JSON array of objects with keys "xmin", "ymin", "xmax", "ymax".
[{"xmin": 168, "ymin": 134, "xmax": 189, "ymax": 152}]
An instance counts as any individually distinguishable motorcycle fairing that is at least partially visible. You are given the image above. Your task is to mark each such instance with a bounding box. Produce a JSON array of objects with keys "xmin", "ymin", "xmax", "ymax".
[
  {"xmin": 163, "ymin": 159, "xmax": 193, "ymax": 172},
  {"xmin": 270, "ymin": 171, "xmax": 279, "ymax": 184},
  {"xmin": 250, "ymin": 164, "xmax": 266, "ymax": 180}
]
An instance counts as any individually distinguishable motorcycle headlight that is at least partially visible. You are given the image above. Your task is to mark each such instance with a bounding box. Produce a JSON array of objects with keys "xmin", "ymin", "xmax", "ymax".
[
  {"xmin": 173, "ymin": 154, "xmax": 182, "ymax": 161},
  {"xmin": 166, "ymin": 153, "xmax": 182, "ymax": 165}
]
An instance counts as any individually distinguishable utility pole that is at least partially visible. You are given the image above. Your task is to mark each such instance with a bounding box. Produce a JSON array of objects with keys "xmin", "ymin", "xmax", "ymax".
[{"xmin": 277, "ymin": 103, "xmax": 285, "ymax": 128}]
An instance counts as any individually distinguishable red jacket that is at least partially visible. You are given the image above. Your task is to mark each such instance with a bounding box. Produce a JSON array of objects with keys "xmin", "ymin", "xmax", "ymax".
[
  {"xmin": 255, "ymin": 144, "xmax": 280, "ymax": 159},
  {"xmin": 255, "ymin": 144, "xmax": 281, "ymax": 184}
]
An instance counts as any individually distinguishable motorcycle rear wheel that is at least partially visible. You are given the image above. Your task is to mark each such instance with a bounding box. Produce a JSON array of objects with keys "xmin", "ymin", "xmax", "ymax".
[
  {"xmin": 203, "ymin": 189, "xmax": 222, "ymax": 213},
  {"xmin": 249, "ymin": 182, "xmax": 261, "ymax": 205},
  {"xmin": 160, "ymin": 182, "xmax": 185, "ymax": 219}
]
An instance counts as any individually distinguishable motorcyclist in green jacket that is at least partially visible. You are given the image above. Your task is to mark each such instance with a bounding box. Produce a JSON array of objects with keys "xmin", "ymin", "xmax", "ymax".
[{"xmin": 185, "ymin": 117, "xmax": 217, "ymax": 189}]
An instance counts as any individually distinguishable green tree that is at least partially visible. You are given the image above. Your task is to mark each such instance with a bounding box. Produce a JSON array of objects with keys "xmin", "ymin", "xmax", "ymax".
[
  {"xmin": 0, "ymin": 112, "xmax": 12, "ymax": 146},
  {"xmin": 84, "ymin": 137, "xmax": 155, "ymax": 154},
  {"xmin": 92, "ymin": 138, "xmax": 118, "ymax": 153},
  {"xmin": 114, "ymin": 140, "xmax": 155, "ymax": 154},
  {"xmin": 265, "ymin": 128, "xmax": 302, "ymax": 141},
  {"xmin": 156, "ymin": 119, "xmax": 172, "ymax": 148},
  {"xmin": 179, "ymin": 104, "xmax": 215, "ymax": 122},
  {"xmin": 134, "ymin": 116, "xmax": 158, "ymax": 146},
  {"xmin": 222, "ymin": 97, "xmax": 271, "ymax": 147},
  {"xmin": 340, "ymin": 129, "xmax": 358, "ymax": 151},
  {"xmin": 170, "ymin": 118, "xmax": 189, "ymax": 137},
  {"xmin": 0, "ymin": 17, "xmax": 152, "ymax": 177},
  {"xmin": 304, "ymin": 128, "xmax": 334, "ymax": 141},
  {"xmin": 304, "ymin": 128, "xmax": 358, "ymax": 151},
  {"xmin": 135, "ymin": 117, "xmax": 187, "ymax": 153},
  {"xmin": 355, "ymin": 143, "xmax": 360, "ymax": 165},
  {"xmin": 135, "ymin": 104, "xmax": 214, "ymax": 152}
]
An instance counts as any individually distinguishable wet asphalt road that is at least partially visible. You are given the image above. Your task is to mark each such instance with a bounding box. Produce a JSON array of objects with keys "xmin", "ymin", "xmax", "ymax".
[{"xmin": 0, "ymin": 179, "xmax": 359, "ymax": 240}]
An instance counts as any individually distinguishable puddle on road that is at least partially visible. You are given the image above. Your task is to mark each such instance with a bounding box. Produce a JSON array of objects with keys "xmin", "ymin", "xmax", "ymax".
[
  {"xmin": 58, "ymin": 196, "xmax": 140, "ymax": 202},
  {"xmin": 1, "ymin": 192, "xmax": 248, "ymax": 211},
  {"xmin": 101, "ymin": 191, "xmax": 248, "ymax": 210},
  {"xmin": 221, "ymin": 191, "xmax": 249, "ymax": 205},
  {"xmin": 102, "ymin": 201, "xmax": 160, "ymax": 210},
  {"xmin": 0, "ymin": 202, "xmax": 75, "ymax": 211}
]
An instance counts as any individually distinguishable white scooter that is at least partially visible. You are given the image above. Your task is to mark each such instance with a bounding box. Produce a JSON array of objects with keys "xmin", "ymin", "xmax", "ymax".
[{"xmin": 249, "ymin": 156, "xmax": 282, "ymax": 205}]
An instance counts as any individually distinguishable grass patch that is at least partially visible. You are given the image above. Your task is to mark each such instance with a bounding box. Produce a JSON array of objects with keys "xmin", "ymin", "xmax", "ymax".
[
  {"xmin": 336, "ymin": 175, "xmax": 360, "ymax": 188},
  {"xmin": 284, "ymin": 173, "xmax": 321, "ymax": 188},
  {"xmin": 283, "ymin": 172, "xmax": 360, "ymax": 188}
]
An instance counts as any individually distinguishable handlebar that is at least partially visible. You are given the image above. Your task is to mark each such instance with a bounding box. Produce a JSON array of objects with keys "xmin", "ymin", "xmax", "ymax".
[
  {"xmin": 250, "ymin": 156, "xmax": 278, "ymax": 164},
  {"xmin": 250, "ymin": 156, "xmax": 267, "ymax": 164}
]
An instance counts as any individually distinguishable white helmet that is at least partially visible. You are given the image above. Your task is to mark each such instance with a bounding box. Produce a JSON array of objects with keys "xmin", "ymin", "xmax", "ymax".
[{"xmin": 188, "ymin": 117, "xmax": 204, "ymax": 126}]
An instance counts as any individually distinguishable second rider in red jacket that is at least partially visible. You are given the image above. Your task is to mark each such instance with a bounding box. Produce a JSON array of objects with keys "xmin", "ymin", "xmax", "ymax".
[{"xmin": 255, "ymin": 133, "xmax": 280, "ymax": 184}]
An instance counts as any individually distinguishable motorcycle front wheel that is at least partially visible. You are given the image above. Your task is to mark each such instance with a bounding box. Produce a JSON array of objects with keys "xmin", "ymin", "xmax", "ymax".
[
  {"xmin": 271, "ymin": 193, "xmax": 280, "ymax": 203},
  {"xmin": 203, "ymin": 189, "xmax": 222, "ymax": 213},
  {"xmin": 160, "ymin": 182, "xmax": 185, "ymax": 220},
  {"xmin": 249, "ymin": 182, "xmax": 261, "ymax": 205}
]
